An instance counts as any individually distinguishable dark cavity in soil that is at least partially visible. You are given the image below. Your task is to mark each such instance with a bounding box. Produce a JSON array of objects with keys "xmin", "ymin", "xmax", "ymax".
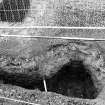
[
  {"xmin": 0, "ymin": 70, "xmax": 45, "ymax": 91},
  {"xmin": 0, "ymin": 60, "xmax": 98, "ymax": 99},
  {"xmin": 46, "ymin": 60, "xmax": 98, "ymax": 99}
]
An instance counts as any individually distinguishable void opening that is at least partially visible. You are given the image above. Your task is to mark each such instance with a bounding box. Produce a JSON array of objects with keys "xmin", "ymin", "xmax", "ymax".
[
  {"xmin": 46, "ymin": 60, "xmax": 98, "ymax": 99},
  {"xmin": 0, "ymin": 70, "xmax": 45, "ymax": 91},
  {"xmin": 0, "ymin": 60, "xmax": 99, "ymax": 99}
]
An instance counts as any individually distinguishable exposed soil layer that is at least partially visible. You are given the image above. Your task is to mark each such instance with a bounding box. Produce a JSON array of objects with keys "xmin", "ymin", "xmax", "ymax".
[
  {"xmin": 0, "ymin": 70, "xmax": 45, "ymax": 90},
  {"xmin": 0, "ymin": 60, "xmax": 98, "ymax": 99},
  {"xmin": 0, "ymin": 39, "xmax": 104, "ymax": 105}
]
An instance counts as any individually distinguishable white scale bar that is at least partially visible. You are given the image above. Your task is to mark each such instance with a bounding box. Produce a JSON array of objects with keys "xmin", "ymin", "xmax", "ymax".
[
  {"xmin": 0, "ymin": 34, "xmax": 105, "ymax": 41},
  {"xmin": 0, "ymin": 96, "xmax": 40, "ymax": 105},
  {"xmin": 43, "ymin": 78, "xmax": 47, "ymax": 92}
]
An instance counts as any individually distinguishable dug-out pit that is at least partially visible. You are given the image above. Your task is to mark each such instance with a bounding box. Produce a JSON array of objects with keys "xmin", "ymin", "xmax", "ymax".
[
  {"xmin": 0, "ymin": 60, "xmax": 99, "ymax": 99},
  {"xmin": 46, "ymin": 60, "xmax": 98, "ymax": 99}
]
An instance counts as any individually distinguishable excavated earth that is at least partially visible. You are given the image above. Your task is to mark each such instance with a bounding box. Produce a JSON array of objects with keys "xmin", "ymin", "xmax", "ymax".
[{"xmin": 0, "ymin": 37, "xmax": 105, "ymax": 104}]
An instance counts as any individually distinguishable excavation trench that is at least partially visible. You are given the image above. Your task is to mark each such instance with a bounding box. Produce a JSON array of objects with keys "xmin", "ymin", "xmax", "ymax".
[
  {"xmin": 0, "ymin": 59, "xmax": 99, "ymax": 99},
  {"xmin": 46, "ymin": 60, "xmax": 98, "ymax": 99}
]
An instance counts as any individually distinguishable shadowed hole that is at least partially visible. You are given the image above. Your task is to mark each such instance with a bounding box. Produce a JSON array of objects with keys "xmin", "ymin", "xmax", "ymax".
[
  {"xmin": 46, "ymin": 60, "xmax": 98, "ymax": 99},
  {"xmin": 0, "ymin": 70, "xmax": 45, "ymax": 91},
  {"xmin": 0, "ymin": 60, "xmax": 99, "ymax": 99}
]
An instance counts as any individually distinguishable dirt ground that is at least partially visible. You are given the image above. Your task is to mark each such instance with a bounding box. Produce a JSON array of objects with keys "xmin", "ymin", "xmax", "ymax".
[
  {"xmin": 0, "ymin": 36, "xmax": 105, "ymax": 104},
  {"xmin": 1, "ymin": 0, "xmax": 105, "ymax": 27},
  {"xmin": 0, "ymin": 0, "xmax": 105, "ymax": 105},
  {"xmin": 0, "ymin": 84, "xmax": 104, "ymax": 105}
]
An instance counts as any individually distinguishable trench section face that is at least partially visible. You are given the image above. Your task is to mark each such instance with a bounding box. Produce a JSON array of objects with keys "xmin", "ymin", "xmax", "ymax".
[
  {"xmin": 0, "ymin": 40, "xmax": 103, "ymax": 99},
  {"xmin": 0, "ymin": 70, "xmax": 45, "ymax": 91},
  {"xmin": 0, "ymin": 60, "xmax": 98, "ymax": 99},
  {"xmin": 46, "ymin": 60, "xmax": 98, "ymax": 99}
]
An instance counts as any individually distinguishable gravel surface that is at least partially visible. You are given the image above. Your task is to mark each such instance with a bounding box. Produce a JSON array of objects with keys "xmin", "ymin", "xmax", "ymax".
[
  {"xmin": 0, "ymin": 84, "xmax": 104, "ymax": 105},
  {"xmin": 0, "ymin": 0, "xmax": 105, "ymax": 27}
]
